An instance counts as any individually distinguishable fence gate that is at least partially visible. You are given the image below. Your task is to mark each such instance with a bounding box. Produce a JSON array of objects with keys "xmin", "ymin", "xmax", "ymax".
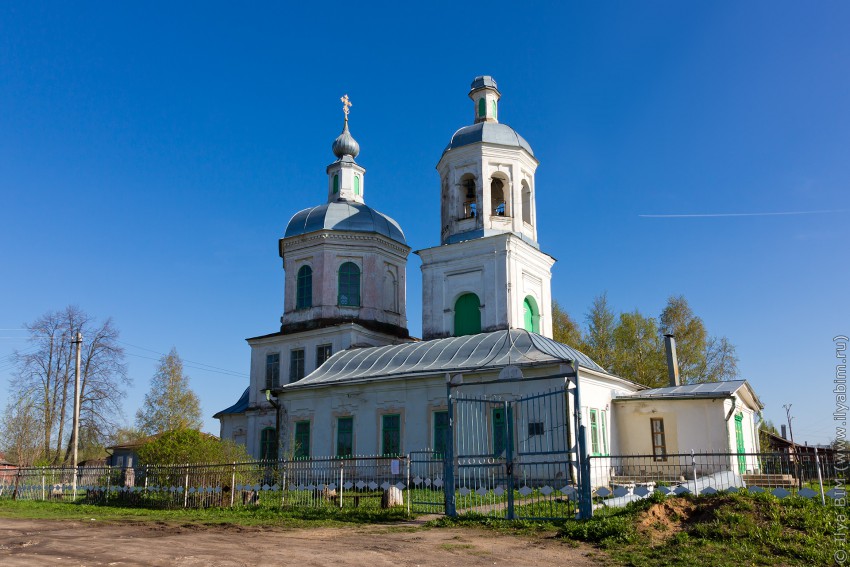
[{"xmin": 447, "ymin": 385, "xmax": 585, "ymax": 520}]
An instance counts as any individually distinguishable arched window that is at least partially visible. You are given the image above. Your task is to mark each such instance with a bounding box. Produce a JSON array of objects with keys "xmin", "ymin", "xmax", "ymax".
[
  {"xmin": 491, "ymin": 100, "xmax": 497, "ymax": 120},
  {"xmin": 354, "ymin": 175, "xmax": 360, "ymax": 196},
  {"xmin": 523, "ymin": 296, "xmax": 540, "ymax": 334},
  {"xmin": 260, "ymin": 427, "xmax": 278, "ymax": 461},
  {"xmin": 296, "ymin": 265, "xmax": 312, "ymax": 309},
  {"xmin": 338, "ymin": 262, "xmax": 361, "ymax": 307},
  {"xmin": 478, "ymin": 98, "xmax": 486, "ymax": 118},
  {"xmin": 460, "ymin": 174, "xmax": 477, "ymax": 219},
  {"xmin": 333, "ymin": 174, "xmax": 339, "ymax": 194},
  {"xmin": 454, "ymin": 293, "xmax": 481, "ymax": 336},
  {"xmin": 491, "ymin": 178, "xmax": 506, "ymax": 216},
  {"xmin": 521, "ymin": 181, "xmax": 532, "ymax": 225}
]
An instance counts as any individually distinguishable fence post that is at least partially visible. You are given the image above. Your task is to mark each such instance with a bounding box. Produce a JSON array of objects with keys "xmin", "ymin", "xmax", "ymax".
[
  {"xmin": 406, "ymin": 455, "xmax": 411, "ymax": 516},
  {"xmin": 505, "ymin": 400, "xmax": 515, "ymax": 520},
  {"xmin": 230, "ymin": 463, "xmax": 236, "ymax": 508},
  {"xmin": 814, "ymin": 447, "xmax": 826, "ymax": 505},
  {"xmin": 41, "ymin": 467, "xmax": 45, "ymax": 501},
  {"xmin": 339, "ymin": 460, "xmax": 345, "ymax": 510},
  {"xmin": 183, "ymin": 464, "xmax": 189, "ymax": 508},
  {"xmin": 281, "ymin": 461, "xmax": 287, "ymax": 507},
  {"xmin": 444, "ymin": 382, "xmax": 456, "ymax": 517},
  {"xmin": 691, "ymin": 450, "xmax": 698, "ymax": 495}
]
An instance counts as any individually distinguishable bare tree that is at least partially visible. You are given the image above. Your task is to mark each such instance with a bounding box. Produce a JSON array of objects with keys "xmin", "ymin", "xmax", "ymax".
[{"xmin": 5, "ymin": 306, "xmax": 129, "ymax": 465}]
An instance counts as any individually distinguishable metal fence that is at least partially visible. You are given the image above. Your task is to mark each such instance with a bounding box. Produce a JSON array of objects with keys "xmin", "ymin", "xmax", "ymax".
[
  {"xmin": 0, "ymin": 455, "xmax": 425, "ymax": 512},
  {"xmin": 588, "ymin": 450, "xmax": 847, "ymax": 512}
]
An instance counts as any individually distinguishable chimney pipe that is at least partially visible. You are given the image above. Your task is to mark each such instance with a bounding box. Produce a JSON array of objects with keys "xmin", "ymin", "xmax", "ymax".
[
  {"xmin": 664, "ymin": 334, "xmax": 681, "ymax": 387},
  {"xmin": 781, "ymin": 424, "xmax": 787, "ymax": 439}
]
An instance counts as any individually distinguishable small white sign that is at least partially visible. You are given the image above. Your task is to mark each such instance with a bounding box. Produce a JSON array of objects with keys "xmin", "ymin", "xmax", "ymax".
[{"xmin": 391, "ymin": 459, "xmax": 400, "ymax": 475}]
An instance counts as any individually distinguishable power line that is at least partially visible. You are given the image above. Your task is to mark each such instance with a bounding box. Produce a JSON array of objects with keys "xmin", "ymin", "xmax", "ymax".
[
  {"xmin": 116, "ymin": 340, "xmax": 246, "ymax": 376},
  {"xmin": 124, "ymin": 351, "xmax": 247, "ymax": 378}
]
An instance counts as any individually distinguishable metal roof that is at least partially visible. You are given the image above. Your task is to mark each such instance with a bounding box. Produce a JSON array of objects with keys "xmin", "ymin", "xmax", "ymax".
[
  {"xmin": 213, "ymin": 387, "xmax": 249, "ymax": 418},
  {"xmin": 614, "ymin": 380, "xmax": 763, "ymax": 409},
  {"xmin": 284, "ymin": 201, "xmax": 407, "ymax": 245},
  {"xmin": 282, "ymin": 329, "xmax": 605, "ymax": 391},
  {"xmin": 443, "ymin": 122, "xmax": 534, "ymax": 157}
]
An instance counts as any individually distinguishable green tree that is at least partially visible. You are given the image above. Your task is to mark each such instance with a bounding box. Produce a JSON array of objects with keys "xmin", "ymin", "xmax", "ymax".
[
  {"xmin": 136, "ymin": 428, "xmax": 249, "ymax": 466},
  {"xmin": 659, "ymin": 295, "xmax": 709, "ymax": 383},
  {"xmin": 660, "ymin": 295, "xmax": 739, "ymax": 383},
  {"xmin": 759, "ymin": 418, "xmax": 779, "ymax": 451},
  {"xmin": 583, "ymin": 292, "xmax": 617, "ymax": 371},
  {"xmin": 552, "ymin": 300, "xmax": 583, "ymax": 347},
  {"xmin": 612, "ymin": 310, "xmax": 667, "ymax": 387},
  {"xmin": 135, "ymin": 348, "xmax": 202, "ymax": 435}
]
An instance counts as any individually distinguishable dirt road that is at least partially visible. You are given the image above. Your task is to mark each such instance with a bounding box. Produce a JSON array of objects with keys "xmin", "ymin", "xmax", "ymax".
[{"xmin": 0, "ymin": 518, "xmax": 607, "ymax": 566}]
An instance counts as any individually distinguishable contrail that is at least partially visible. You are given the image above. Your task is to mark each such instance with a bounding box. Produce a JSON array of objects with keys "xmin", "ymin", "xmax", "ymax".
[{"xmin": 639, "ymin": 209, "xmax": 849, "ymax": 218}]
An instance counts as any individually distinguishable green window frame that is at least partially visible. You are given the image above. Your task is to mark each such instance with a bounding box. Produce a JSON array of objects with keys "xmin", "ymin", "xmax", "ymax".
[
  {"xmin": 296, "ymin": 265, "xmax": 312, "ymax": 309},
  {"xmin": 478, "ymin": 98, "xmax": 486, "ymax": 118},
  {"xmin": 433, "ymin": 411, "xmax": 449, "ymax": 456},
  {"xmin": 338, "ymin": 262, "xmax": 361, "ymax": 307},
  {"xmin": 523, "ymin": 296, "xmax": 539, "ymax": 333},
  {"xmin": 289, "ymin": 348, "xmax": 305, "ymax": 382},
  {"xmin": 316, "ymin": 344, "xmax": 332, "ymax": 367},
  {"xmin": 453, "ymin": 293, "xmax": 481, "ymax": 336},
  {"xmin": 600, "ymin": 409, "xmax": 609, "ymax": 455},
  {"xmin": 294, "ymin": 421, "xmax": 310, "ymax": 459},
  {"xmin": 354, "ymin": 175, "xmax": 360, "ymax": 196},
  {"xmin": 589, "ymin": 409, "xmax": 600, "ymax": 455},
  {"xmin": 260, "ymin": 427, "xmax": 278, "ymax": 461},
  {"xmin": 265, "ymin": 353, "xmax": 280, "ymax": 390},
  {"xmin": 381, "ymin": 414, "xmax": 401, "ymax": 456},
  {"xmin": 333, "ymin": 174, "xmax": 339, "ymax": 194},
  {"xmin": 337, "ymin": 416, "xmax": 353, "ymax": 457}
]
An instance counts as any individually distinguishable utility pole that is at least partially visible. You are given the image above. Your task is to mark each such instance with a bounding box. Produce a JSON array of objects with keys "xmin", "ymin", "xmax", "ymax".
[
  {"xmin": 72, "ymin": 332, "xmax": 82, "ymax": 499},
  {"xmin": 783, "ymin": 404, "xmax": 801, "ymax": 488}
]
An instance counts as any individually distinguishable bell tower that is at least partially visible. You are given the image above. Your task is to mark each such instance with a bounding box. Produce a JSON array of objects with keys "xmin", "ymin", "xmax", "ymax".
[{"xmin": 417, "ymin": 76, "xmax": 554, "ymax": 340}]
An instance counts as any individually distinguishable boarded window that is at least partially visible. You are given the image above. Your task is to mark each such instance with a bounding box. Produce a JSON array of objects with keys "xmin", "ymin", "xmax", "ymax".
[
  {"xmin": 651, "ymin": 418, "xmax": 667, "ymax": 462},
  {"xmin": 454, "ymin": 293, "xmax": 481, "ymax": 336}
]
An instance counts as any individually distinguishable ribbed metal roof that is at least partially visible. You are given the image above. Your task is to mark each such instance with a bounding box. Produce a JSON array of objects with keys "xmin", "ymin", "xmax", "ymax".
[
  {"xmin": 617, "ymin": 380, "xmax": 746, "ymax": 398},
  {"xmin": 213, "ymin": 387, "xmax": 249, "ymax": 418},
  {"xmin": 614, "ymin": 380, "xmax": 762, "ymax": 409},
  {"xmin": 443, "ymin": 122, "xmax": 534, "ymax": 156},
  {"xmin": 284, "ymin": 201, "xmax": 407, "ymax": 245},
  {"xmin": 282, "ymin": 330, "xmax": 604, "ymax": 391}
]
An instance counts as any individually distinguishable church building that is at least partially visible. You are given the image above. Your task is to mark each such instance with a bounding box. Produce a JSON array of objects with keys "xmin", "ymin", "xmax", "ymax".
[{"xmin": 215, "ymin": 77, "xmax": 764, "ymax": 472}]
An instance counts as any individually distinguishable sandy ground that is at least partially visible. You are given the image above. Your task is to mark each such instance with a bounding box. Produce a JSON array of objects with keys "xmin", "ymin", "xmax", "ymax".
[{"xmin": 0, "ymin": 518, "xmax": 607, "ymax": 566}]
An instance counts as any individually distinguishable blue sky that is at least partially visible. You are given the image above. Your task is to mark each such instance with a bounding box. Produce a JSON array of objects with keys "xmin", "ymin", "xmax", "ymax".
[{"xmin": 1, "ymin": 2, "xmax": 847, "ymax": 445}]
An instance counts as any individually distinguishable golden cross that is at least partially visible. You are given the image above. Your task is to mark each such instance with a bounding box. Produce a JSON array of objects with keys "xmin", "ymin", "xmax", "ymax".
[{"xmin": 341, "ymin": 94, "xmax": 352, "ymax": 118}]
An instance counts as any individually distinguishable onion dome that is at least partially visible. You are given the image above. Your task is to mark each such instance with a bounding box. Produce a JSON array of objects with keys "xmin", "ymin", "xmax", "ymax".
[{"xmin": 332, "ymin": 118, "xmax": 360, "ymax": 159}]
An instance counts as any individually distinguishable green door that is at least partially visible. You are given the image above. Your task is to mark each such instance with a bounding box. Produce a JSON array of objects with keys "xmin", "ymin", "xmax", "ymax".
[
  {"xmin": 734, "ymin": 414, "xmax": 746, "ymax": 473},
  {"xmin": 493, "ymin": 407, "xmax": 507, "ymax": 457}
]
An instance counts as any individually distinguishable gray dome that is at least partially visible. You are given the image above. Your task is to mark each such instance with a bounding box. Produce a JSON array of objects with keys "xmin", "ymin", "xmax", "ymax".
[
  {"xmin": 284, "ymin": 201, "xmax": 406, "ymax": 244},
  {"xmin": 443, "ymin": 122, "xmax": 534, "ymax": 156},
  {"xmin": 332, "ymin": 120, "xmax": 360, "ymax": 159},
  {"xmin": 470, "ymin": 75, "xmax": 499, "ymax": 94}
]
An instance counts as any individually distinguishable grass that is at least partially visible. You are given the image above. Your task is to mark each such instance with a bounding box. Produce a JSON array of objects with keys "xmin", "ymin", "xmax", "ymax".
[
  {"xmin": 557, "ymin": 492, "xmax": 836, "ymax": 566},
  {"xmin": 0, "ymin": 498, "xmax": 411, "ymax": 528}
]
